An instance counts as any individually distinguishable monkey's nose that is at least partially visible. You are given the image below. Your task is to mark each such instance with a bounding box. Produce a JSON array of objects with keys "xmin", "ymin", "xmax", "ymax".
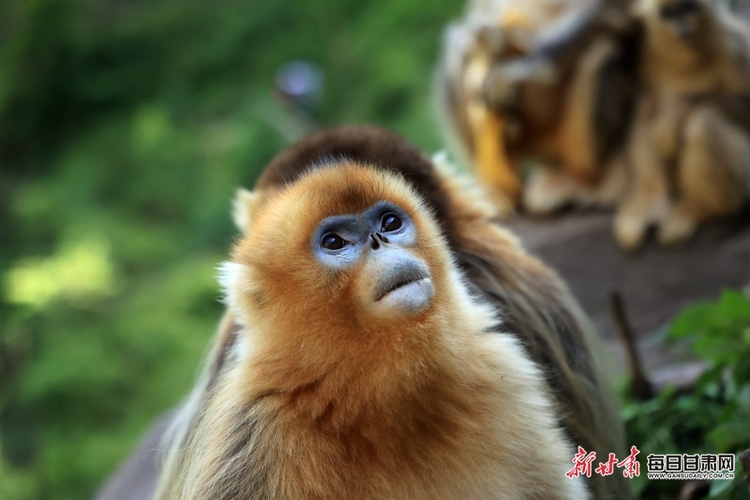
[
  {"xmin": 369, "ymin": 233, "xmax": 390, "ymax": 250},
  {"xmin": 375, "ymin": 232, "xmax": 389, "ymax": 244},
  {"xmin": 369, "ymin": 233, "xmax": 381, "ymax": 250}
]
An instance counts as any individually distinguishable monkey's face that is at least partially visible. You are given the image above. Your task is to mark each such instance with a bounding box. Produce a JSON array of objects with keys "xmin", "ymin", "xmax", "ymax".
[
  {"xmin": 645, "ymin": 0, "xmax": 709, "ymax": 45},
  {"xmin": 312, "ymin": 201, "xmax": 435, "ymax": 320},
  {"xmin": 229, "ymin": 165, "xmax": 451, "ymax": 343}
]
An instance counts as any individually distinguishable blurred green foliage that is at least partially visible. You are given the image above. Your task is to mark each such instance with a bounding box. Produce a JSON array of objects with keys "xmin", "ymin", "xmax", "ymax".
[
  {"xmin": 623, "ymin": 290, "xmax": 750, "ymax": 499},
  {"xmin": 0, "ymin": 0, "xmax": 460, "ymax": 498}
]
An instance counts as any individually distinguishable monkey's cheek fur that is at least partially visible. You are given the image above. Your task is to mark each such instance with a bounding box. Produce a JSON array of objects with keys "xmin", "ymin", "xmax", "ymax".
[{"xmin": 370, "ymin": 277, "xmax": 434, "ymax": 319}]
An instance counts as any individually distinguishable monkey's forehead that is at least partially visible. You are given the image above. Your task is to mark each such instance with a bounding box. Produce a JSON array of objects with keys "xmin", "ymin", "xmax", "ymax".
[
  {"xmin": 271, "ymin": 163, "xmax": 423, "ymax": 219},
  {"xmin": 233, "ymin": 164, "xmax": 430, "ymax": 262}
]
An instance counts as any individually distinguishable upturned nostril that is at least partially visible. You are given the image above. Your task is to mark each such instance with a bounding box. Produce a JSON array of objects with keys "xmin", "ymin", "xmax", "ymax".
[
  {"xmin": 375, "ymin": 233, "xmax": 390, "ymax": 244},
  {"xmin": 369, "ymin": 233, "xmax": 381, "ymax": 250}
]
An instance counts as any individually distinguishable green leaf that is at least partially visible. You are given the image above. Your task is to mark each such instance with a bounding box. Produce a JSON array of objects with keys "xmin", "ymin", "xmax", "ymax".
[
  {"xmin": 707, "ymin": 422, "xmax": 750, "ymax": 452},
  {"xmin": 719, "ymin": 290, "xmax": 750, "ymax": 323},
  {"xmin": 693, "ymin": 335, "xmax": 744, "ymax": 365},
  {"xmin": 670, "ymin": 303, "xmax": 718, "ymax": 338}
]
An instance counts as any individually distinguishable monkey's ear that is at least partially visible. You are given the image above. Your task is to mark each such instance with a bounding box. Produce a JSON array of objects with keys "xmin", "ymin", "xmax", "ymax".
[
  {"xmin": 217, "ymin": 261, "xmax": 248, "ymax": 307},
  {"xmin": 232, "ymin": 188, "xmax": 262, "ymax": 233}
]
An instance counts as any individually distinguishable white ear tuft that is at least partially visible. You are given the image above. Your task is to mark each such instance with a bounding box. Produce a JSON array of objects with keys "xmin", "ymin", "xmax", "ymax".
[
  {"xmin": 232, "ymin": 188, "xmax": 261, "ymax": 233},
  {"xmin": 217, "ymin": 261, "xmax": 248, "ymax": 306}
]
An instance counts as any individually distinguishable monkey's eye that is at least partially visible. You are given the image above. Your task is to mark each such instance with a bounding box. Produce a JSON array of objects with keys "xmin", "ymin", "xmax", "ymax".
[
  {"xmin": 380, "ymin": 212, "xmax": 403, "ymax": 232},
  {"xmin": 321, "ymin": 232, "xmax": 347, "ymax": 251}
]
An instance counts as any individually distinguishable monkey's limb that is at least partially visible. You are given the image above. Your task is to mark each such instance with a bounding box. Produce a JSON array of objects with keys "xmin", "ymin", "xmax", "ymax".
[
  {"xmin": 470, "ymin": 109, "xmax": 521, "ymax": 202},
  {"xmin": 463, "ymin": 43, "xmax": 521, "ymax": 203},
  {"xmin": 523, "ymin": 154, "xmax": 628, "ymax": 214},
  {"xmin": 523, "ymin": 168, "xmax": 579, "ymax": 214},
  {"xmin": 615, "ymin": 99, "xmax": 672, "ymax": 251},
  {"xmin": 554, "ymin": 37, "xmax": 619, "ymax": 184},
  {"xmin": 660, "ymin": 105, "xmax": 750, "ymax": 246}
]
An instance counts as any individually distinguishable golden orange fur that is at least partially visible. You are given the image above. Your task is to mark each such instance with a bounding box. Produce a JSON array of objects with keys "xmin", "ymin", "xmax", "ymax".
[
  {"xmin": 156, "ymin": 126, "xmax": 628, "ymax": 499},
  {"xmin": 158, "ymin": 165, "xmax": 587, "ymax": 499}
]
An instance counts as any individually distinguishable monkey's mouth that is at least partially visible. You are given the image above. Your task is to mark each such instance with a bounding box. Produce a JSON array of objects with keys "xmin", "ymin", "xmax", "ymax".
[
  {"xmin": 367, "ymin": 255, "xmax": 434, "ymax": 319},
  {"xmin": 377, "ymin": 277, "xmax": 428, "ymax": 301},
  {"xmin": 374, "ymin": 266, "xmax": 431, "ymax": 302}
]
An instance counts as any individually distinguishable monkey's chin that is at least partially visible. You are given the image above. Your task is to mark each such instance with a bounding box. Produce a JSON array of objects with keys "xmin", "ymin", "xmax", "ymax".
[{"xmin": 370, "ymin": 278, "xmax": 434, "ymax": 319}]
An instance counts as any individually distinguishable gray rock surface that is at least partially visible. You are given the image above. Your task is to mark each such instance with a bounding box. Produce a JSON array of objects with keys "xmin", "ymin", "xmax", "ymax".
[
  {"xmin": 94, "ymin": 413, "xmax": 170, "ymax": 500},
  {"xmin": 507, "ymin": 210, "xmax": 750, "ymax": 374}
]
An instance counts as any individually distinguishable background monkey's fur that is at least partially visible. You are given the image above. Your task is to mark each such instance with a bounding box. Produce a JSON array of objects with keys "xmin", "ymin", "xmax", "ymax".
[
  {"xmin": 439, "ymin": 0, "xmax": 750, "ymax": 248},
  {"xmin": 156, "ymin": 126, "xmax": 628, "ymax": 499},
  {"xmin": 615, "ymin": 0, "xmax": 750, "ymax": 249},
  {"xmin": 435, "ymin": 0, "xmax": 640, "ymax": 209}
]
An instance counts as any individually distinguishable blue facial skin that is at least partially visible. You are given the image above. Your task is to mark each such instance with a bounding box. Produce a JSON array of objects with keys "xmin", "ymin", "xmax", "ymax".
[
  {"xmin": 311, "ymin": 200, "xmax": 435, "ymax": 319},
  {"xmin": 311, "ymin": 201, "xmax": 417, "ymax": 270}
]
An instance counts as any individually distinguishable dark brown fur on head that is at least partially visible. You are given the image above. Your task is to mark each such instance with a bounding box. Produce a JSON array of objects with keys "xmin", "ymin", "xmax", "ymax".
[{"xmin": 256, "ymin": 125, "xmax": 454, "ymax": 234}]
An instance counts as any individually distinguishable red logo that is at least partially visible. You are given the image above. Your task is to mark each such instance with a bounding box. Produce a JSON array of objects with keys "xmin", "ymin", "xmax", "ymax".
[
  {"xmin": 566, "ymin": 446, "xmax": 597, "ymax": 478},
  {"xmin": 567, "ymin": 446, "xmax": 641, "ymax": 478}
]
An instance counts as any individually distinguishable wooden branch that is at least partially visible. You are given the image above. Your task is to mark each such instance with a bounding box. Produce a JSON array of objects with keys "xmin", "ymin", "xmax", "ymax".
[{"xmin": 608, "ymin": 291, "xmax": 655, "ymax": 400}]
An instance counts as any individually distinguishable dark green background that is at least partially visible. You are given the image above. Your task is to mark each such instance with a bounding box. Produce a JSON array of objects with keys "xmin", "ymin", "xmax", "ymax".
[{"xmin": 0, "ymin": 1, "xmax": 461, "ymax": 498}]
